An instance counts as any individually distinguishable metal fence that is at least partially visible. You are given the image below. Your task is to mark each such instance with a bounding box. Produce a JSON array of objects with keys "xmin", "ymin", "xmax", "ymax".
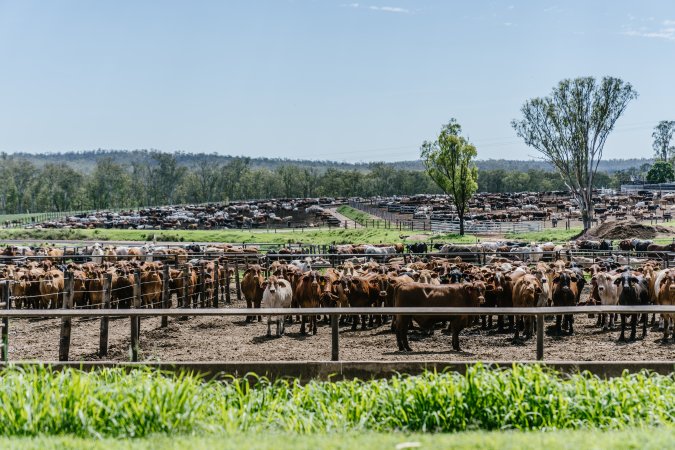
[{"xmin": 430, "ymin": 220, "xmax": 543, "ymax": 234}]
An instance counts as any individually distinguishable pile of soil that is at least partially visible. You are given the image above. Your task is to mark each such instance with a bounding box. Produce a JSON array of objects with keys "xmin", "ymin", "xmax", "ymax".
[{"xmin": 585, "ymin": 220, "xmax": 673, "ymax": 240}]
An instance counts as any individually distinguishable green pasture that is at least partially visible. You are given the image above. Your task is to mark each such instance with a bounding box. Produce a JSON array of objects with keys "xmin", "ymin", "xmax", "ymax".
[
  {"xmin": 336, "ymin": 205, "xmax": 385, "ymax": 226},
  {"xmin": 0, "ymin": 227, "xmax": 475, "ymax": 245},
  {"xmin": 4, "ymin": 428, "xmax": 674, "ymax": 450}
]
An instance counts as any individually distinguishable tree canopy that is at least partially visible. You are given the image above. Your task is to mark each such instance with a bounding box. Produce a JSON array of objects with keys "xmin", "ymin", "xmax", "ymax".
[
  {"xmin": 420, "ymin": 119, "xmax": 478, "ymax": 235},
  {"xmin": 653, "ymin": 120, "xmax": 675, "ymax": 162},
  {"xmin": 646, "ymin": 161, "xmax": 674, "ymax": 184},
  {"xmin": 512, "ymin": 76, "xmax": 638, "ymax": 230}
]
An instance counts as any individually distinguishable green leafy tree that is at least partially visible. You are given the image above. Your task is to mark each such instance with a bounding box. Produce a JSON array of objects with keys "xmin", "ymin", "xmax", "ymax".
[
  {"xmin": 420, "ymin": 119, "xmax": 478, "ymax": 235},
  {"xmin": 512, "ymin": 76, "xmax": 638, "ymax": 230},
  {"xmin": 646, "ymin": 161, "xmax": 675, "ymax": 183},
  {"xmin": 652, "ymin": 120, "xmax": 675, "ymax": 161}
]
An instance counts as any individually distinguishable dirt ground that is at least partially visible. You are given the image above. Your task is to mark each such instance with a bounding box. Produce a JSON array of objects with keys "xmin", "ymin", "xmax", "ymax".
[{"xmin": 7, "ymin": 285, "xmax": 675, "ymax": 363}]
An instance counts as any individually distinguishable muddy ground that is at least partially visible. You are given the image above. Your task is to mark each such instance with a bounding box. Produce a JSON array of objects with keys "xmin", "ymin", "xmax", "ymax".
[{"xmin": 7, "ymin": 285, "xmax": 675, "ymax": 363}]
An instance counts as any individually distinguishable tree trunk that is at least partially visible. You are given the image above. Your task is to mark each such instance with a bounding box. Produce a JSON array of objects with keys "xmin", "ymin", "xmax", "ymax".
[
  {"xmin": 458, "ymin": 212, "xmax": 465, "ymax": 236},
  {"xmin": 580, "ymin": 190, "xmax": 594, "ymax": 230}
]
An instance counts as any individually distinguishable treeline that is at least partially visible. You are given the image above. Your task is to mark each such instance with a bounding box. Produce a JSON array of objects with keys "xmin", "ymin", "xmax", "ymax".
[
  {"xmin": 5, "ymin": 149, "xmax": 652, "ymax": 174},
  {"xmin": 0, "ymin": 152, "xmax": 649, "ymax": 215}
]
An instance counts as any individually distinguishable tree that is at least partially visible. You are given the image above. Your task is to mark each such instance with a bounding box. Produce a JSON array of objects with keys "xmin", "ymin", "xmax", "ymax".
[
  {"xmin": 420, "ymin": 119, "xmax": 478, "ymax": 235},
  {"xmin": 653, "ymin": 120, "xmax": 675, "ymax": 161},
  {"xmin": 512, "ymin": 76, "xmax": 638, "ymax": 230},
  {"xmin": 646, "ymin": 161, "xmax": 674, "ymax": 183}
]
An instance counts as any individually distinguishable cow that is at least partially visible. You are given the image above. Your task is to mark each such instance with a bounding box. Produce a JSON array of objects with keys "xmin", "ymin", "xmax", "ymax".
[
  {"xmin": 407, "ymin": 242, "xmax": 428, "ymax": 254},
  {"xmin": 293, "ymin": 271, "xmax": 324, "ymax": 335},
  {"xmin": 646, "ymin": 243, "xmax": 675, "ymax": 259},
  {"xmin": 482, "ymin": 270, "xmax": 510, "ymax": 329},
  {"xmin": 38, "ymin": 269, "xmax": 64, "ymax": 309},
  {"xmin": 261, "ymin": 275, "xmax": 293, "ymax": 337},
  {"xmin": 241, "ymin": 265, "xmax": 265, "ymax": 323},
  {"xmin": 615, "ymin": 271, "xmax": 649, "ymax": 341},
  {"xmin": 593, "ymin": 272, "xmax": 620, "ymax": 330},
  {"xmin": 394, "ymin": 281, "xmax": 486, "ymax": 352},
  {"xmin": 343, "ymin": 274, "xmax": 383, "ymax": 330},
  {"xmin": 90, "ymin": 244, "xmax": 104, "ymax": 264},
  {"xmin": 551, "ymin": 271, "xmax": 579, "ymax": 335},
  {"xmin": 511, "ymin": 274, "xmax": 542, "ymax": 340},
  {"xmin": 86, "ymin": 269, "xmax": 105, "ymax": 309},
  {"xmin": 72, "ymin": 270, "xmax": 88, "ymax": 308},
  {"xmin": 654, "ymin": 268, "xmax": 675, "ymax": 342},
  {"xmin": 140, "ymin": 267, "xmax": 163, "ymax": 308}
]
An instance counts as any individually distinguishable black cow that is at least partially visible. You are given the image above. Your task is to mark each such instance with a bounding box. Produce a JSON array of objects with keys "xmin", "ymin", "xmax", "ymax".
[
  {"xmin": 551, "ymin": 272, "xmax": 579, "ymax": 335},
  {"xmin": 407, "ymin": 243, "xmax": 428, "ymax": 254},
  {"xmin": 614, "ymin": 272, "xmax": 649, "ymax": 341}
]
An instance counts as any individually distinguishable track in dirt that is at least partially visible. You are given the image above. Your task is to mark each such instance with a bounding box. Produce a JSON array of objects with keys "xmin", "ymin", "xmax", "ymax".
[{"xmin": 7, "ymin": 286, "xmax": 675, "ymax": 363}]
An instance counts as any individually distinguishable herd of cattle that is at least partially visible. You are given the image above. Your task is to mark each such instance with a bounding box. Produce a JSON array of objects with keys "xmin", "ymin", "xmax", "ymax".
[
  {"xmin": 2, "ymin": 237, "xmax": 675, "ymax": 353},
  {"xmin": 17, "ymin": 187, "xmax": 675, "ymax": 233},
  {"xmin": 24, "ymin": 199, "xmax": 341, "ymax": 230},
  {"xmin": 371, "ymin": 190, "xmax": 675, "ymax": 223}
]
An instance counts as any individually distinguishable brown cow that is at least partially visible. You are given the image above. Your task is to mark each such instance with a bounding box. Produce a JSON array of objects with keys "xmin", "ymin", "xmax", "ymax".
[
  {"xmin": 72, "ymin": 270, "xmax": 88, "ymax": 308},
  {"xmin": 655, "ymin": 268, "xmax": 675, "ymax": 342},
  {"xmin": 86, "ymin": 269, "xmax": 105, "ymax": 309},
  {"xmin": 293, "ymin": 271, "xmax": 324, "ymax": 335},
  {"xmin": 511, "ymin": 274, "xmax": 542, "ymax": 340},
  {"xmin": 394, "ymin": 281, "xmax": 486, "ymax": 351},
  {"xmin": 241, "ymin": 265, "xmax": 265, "ymax": 322},
  {"xmin": 39, "ymin": 269, "xmax": 64, "ymax": 309},
  {"xmin": 140, "ymin": 268, "xmax": 163, "ymax": 308}
]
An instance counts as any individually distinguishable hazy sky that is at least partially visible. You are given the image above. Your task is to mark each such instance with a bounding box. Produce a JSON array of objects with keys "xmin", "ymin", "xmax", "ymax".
[{"xmin": 0, "ymin": 1, "xmax": 673, "ymax": 162}]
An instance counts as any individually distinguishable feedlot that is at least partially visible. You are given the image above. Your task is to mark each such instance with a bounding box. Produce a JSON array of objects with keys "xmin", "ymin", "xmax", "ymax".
[{"xmin": 7, "ymin": 287, "xmax": 674, "ymax": 362}]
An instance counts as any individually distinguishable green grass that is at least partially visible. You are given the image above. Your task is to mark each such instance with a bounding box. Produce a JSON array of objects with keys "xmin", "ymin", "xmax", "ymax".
[
  {"xmin": 336, "ymin": 205, "xmax": 384, "ymax": 226},
  {"xmin": 3, "ymin": 428, "xmax": 675, "ymax": 450},
  {"xmin": 0, "ymin": 227, "xmax": 477, "ymax": 245},
  {"xmin": 1, "ymin": 364, "xmax": 675, "ymax": 438}
]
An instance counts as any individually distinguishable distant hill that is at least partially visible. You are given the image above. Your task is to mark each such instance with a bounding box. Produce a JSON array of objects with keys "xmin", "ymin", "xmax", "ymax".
[{"xmin": 1, "ymin": 150, "xmax": 652, "ymax": 174}]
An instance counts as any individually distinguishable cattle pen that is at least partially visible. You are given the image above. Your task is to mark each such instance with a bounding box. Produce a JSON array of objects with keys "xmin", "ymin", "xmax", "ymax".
[
  {"xmin": 2, "ymin": 296, "xmax": 675, "ymax": 376},
  {"xmin": 3, "ymin": 247, "xmax": 675, "ymax": 377}
]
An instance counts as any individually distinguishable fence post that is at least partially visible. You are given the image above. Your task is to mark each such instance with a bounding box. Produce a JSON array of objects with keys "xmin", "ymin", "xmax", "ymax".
[
  {"xmin": 182, "ymin": 265, "xmax": 190, "ymax": 310},
  {"xmin": 130, "ymin": 269, "xmax": 141, "ymax": 362},
  {"xmin": 199, "ymin": 263, "xmax": 207, "ymax": 308},
  {"xmin": 235, "ymin": 259, "xmax": 242, "ymax": 301},
  {"xmin": 161, "ymin": 265, "xmax": 170, "ymax": 327},
  {"xmin": 536, "ymin": 314, "xmax": 544, "ymax": 361},
  {"xmin": 59, "ymin": 272, "xmax": 74, "ymax": 361},
  {"xmin": 331, "ymin": 313, "xmax": 339, "ymax": 361},
  {"xmin": 2, "ymin": 281, "xmax": 10, "ymax": 362},
  {"xmin": 224, "ymin": 260, "xmax": 231, "ymax": 304},
  {"xmin": 99, "ymin": 273, "xmax": 112, "ymax": 357},
  {"xmin": 213, "ymin": 261, "xmax": 220, "ymax": 308}
]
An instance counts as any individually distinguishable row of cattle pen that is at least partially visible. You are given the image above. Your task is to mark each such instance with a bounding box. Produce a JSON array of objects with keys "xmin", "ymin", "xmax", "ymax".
[{"xmin": 1, "ymin": 240, "xmax": 675, "ymax": 358}]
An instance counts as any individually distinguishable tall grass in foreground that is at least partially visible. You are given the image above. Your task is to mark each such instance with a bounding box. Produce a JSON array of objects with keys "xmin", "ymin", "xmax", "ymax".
[{"xmin": 0, "ymin": 364, "xmax": 674, "ymax": 438}]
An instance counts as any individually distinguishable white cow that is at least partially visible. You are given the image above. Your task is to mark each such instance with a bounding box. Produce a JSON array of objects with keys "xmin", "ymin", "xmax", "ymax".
[
  {"xmin": 594, "ymin": 272, "xmax": 620, "ymax": 330},
  {"xmin": 261, "ymin": 276, "xmax": 293, "ymax": 337}
]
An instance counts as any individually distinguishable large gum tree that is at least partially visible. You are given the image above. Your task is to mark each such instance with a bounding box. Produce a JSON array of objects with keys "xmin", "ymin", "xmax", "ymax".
[{"xmin": 512, "ymin": 76, "xmax": 638, "ymax": 230}]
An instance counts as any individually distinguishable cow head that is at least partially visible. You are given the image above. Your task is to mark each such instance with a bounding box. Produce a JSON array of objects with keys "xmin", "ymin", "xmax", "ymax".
[
  {"xmin": 614, "ymin": 272, "xmax": 639, "ymax": 291},
  {"xmin": 464, "ymin": 281, "xmax": 486, "ymax": 305},
  {"xmin": 553, "ymin": 272, "xmax": 576, "ymax": 293},
  {"xmin": 263, "ymin": 275, "xmax": 280, "ymax": 293}
]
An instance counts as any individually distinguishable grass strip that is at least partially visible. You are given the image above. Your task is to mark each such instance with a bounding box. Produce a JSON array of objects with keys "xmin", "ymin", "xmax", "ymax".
[
  {"xmin": 2, "ymin": 428, "xmax": 675, "ymax": 450},
  {"xmin": 0, "ymin": 364, "xmax": 674, "ymax": 438}
]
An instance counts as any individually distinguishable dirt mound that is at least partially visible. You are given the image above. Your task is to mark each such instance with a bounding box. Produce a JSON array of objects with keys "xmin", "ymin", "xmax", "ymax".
[{"xmin": 584, "ymin": 220, "xmax": 673, "ymax": 240}]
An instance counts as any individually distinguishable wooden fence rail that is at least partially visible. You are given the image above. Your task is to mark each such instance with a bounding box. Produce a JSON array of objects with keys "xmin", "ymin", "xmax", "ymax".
[{"xmin": 1, "ymin": 303, "xmax": 674, "ymax": 363}]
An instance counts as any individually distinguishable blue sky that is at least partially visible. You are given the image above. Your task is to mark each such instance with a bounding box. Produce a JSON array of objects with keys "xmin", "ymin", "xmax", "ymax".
[{"xmin": 0, "ymin": 0, "xmax": 673, "ymax": 162}]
